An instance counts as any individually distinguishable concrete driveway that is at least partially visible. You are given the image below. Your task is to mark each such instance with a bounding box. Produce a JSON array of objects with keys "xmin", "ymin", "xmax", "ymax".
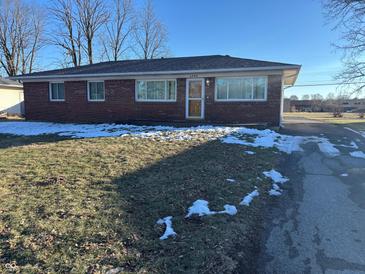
[{"xmin": 258, "ymin": 117, "xmax": 365, "ymax": 273}]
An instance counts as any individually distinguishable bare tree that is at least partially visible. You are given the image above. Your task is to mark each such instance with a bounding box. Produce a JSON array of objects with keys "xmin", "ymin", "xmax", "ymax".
[
  {"xmin": 324, "ymin": 0, "xmax": 365, "ymax": 95},
  {"xmin": 101, "ymin": 0, "xmax": 135, "ymax": 61},
  {"xmin": 48, "ymin": 0, "xmax": 82, "ymax": 67},
  {"xmin": 133, "ymin": 0, "xmax": 169, "ymax": 59},
  {"xmin": 0, "ymin": 0, "xmax": 44, "ymax": 76},
  {"xmin": 289, "ymin": 95, "xmax": 299, "ymax": 100},
  {"xmin": 302, "ymin": 94, "xmax": 310, "ymax": 100},
  {"xmin": 75, "ymin": 0, "xmax": 109, "ymax": 64}
]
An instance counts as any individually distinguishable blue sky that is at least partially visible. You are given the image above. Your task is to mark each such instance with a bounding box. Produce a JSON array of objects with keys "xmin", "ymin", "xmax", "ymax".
[{"xmin": 40, "ymin": 0, "xmax": 344, "ymax": 98}]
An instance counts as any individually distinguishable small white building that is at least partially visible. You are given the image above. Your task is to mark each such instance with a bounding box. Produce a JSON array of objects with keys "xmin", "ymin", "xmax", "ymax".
[{"xmin": 0, "ymin": 78, "xmax": 24, "ymax": 115}]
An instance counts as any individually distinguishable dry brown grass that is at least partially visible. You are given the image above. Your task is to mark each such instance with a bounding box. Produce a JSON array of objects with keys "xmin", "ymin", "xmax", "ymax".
[{"xmin": 0, "ymin": 134, "xmax": 279, "ymax": 273}]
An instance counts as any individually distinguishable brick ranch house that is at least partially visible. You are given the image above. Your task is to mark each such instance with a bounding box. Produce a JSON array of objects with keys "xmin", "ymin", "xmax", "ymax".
[{"xmin": 10, "ymin": 55, "xmax": 300, "ymax": 126}]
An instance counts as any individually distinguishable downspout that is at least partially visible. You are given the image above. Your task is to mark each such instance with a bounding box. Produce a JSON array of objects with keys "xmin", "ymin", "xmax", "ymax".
[{"xmin": 280, "ymin": 75, "xmax": 285, "ymax": 127}]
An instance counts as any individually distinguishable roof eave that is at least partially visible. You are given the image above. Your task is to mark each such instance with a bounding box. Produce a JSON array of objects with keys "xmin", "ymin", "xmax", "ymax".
[
  {"xmin": 282, "ymin": 66, "xmax": 301, "ymax": 86},
  {"xmin": 9, "ymin": 65, "xmax": 301, "ymax": 81}
]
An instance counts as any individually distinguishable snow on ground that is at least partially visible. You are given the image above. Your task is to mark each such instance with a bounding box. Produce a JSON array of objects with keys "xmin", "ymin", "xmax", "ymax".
[
  {"xmin": 338, "ymin": 141, "xmax": 359, "ymax": 149},
  {"xmin": 350, "ymin": 151, "xmax": 365, "ymax": 159},
  {"xmin": 244, "ymin": 151, "xmax": 256, "ymax": 155},
  {"xmin": 221, "ymin": 128, "xmax": 304, "ymax": 154},
  {"xmin": 340, "ymin": 173, "xmax": 349, "ymax": 177},
  {"xmin": 263, "ymin": 169, "xmax": 289, "ymax": 184},
  {"xmin": 0, "ymin": 121, "xmax": 355, "ymax": 158},
  {"xmin": 186, "ymin": 200, "xmax": 215, "ymax": 217},
  {"xmin": 263, "ymin": 170, "xmax": 288, "ymax": 196},
  {"xmin": 268, "ymin": 183, "xmax": 282, "ymax": 196},
  {"xmin": 240, "ymin": 189, "xmax": 259, "ymax": 206},
  {"xmin": 269, "ymin": 189, "xmax": 282, "ymax": 196},
  {"xmin": 185, "ymin": 200, "xmax": 238, "ymax": 217},
  {"xmin": 156, "ymin": 216, "xmax": 177, "ymax": 240},
  {"xmin": 217, "ymin": 205, "xmax": 238, "ymax": 216},
  {"xmin": 226, "ymin": 179, "xmax": 236, "ymax": 183},
  {"xmin": 0, "ymin": 121, "xmax": 239, "ymax": 140},
  {"xmin": 316, "ymin": 138, "xmax": 340, "ymax": 157}
]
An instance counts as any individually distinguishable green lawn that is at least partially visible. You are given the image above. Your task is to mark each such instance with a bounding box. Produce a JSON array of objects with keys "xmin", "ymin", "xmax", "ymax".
[{"xmin": 0, "ymin": 133, "xmax": 279, "ymax": 273}]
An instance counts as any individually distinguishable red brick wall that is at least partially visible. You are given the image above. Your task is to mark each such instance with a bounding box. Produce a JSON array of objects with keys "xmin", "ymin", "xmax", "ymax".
[{"xmin": 23, "ymin": 75, "xmax": 282, "ymax": 126}]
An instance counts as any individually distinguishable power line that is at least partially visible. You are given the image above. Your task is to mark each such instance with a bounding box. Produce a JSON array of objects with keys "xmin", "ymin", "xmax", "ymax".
[{"xmin": 289, "ymin": 82, "xmax": 365, "ymax": 88}]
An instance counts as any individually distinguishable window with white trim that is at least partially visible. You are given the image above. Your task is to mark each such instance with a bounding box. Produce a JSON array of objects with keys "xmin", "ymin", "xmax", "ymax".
[
  {"xmin": 88, "ymin": 81, "xmax": 105, "ymax": 101},
  {"xmin": 215, "ymin": 76, "xmax": 267, "ymax": 101},
  {"xmin": 50, "ymin": 82, "xmax": 65, "ymax": 101},
  {"xmin": 136, "ymin": 80, "xmax": 176, "ymax": 101}
]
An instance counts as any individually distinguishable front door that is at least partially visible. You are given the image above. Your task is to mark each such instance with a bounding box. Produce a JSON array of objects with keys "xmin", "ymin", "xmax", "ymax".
[{"xmin": 186, "ymin": 79, "xmax": 205, "ymax": 119}]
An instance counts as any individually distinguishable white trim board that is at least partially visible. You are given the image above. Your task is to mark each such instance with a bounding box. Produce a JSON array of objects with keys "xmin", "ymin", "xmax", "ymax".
[{"xmin": 11, "ymin": 66, "xmax": 300, "ymax": 82}]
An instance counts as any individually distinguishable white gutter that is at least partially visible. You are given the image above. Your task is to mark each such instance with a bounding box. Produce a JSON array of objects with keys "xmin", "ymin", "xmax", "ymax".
[{"xmin": 9, "ymin": 65, "xmax": 301, "ymax": 81}]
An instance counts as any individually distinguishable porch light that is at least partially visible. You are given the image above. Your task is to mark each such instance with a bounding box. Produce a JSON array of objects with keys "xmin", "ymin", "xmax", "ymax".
[{"xmin": 205, "ymin": 79, "xmax": 211, "ymax": 87}]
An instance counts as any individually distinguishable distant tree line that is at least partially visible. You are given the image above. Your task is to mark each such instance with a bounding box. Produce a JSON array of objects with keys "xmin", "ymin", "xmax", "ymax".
[
  {"xmin": 0, "ymin": 0, "xmax": 169, "ymax": 76},
  {"xmin": 287, "ymin": 92, "xmax": 365, "ymax": 116}
]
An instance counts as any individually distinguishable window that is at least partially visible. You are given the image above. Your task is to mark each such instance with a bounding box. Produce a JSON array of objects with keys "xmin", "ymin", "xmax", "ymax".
[
  {"xmin": 215, "ymin": 76, "xmax": 267, "ymax": 101},
  {"xmin": 136, "ymin": 80, "xmax": 176, "ymax": 101},
  {"xmin": 88, "ymin": 81, "xmax": 105, "ymax": 101},
  {"xmin": 49, "ymin": 82, "xmax": 65, "ymax": 101}
]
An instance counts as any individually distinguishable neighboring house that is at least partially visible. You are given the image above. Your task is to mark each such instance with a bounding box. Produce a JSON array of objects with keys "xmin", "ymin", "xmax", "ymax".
[
  {"xmin": 10, "ymin": 55, "xmax": 300, "ymax": 126},
  {"xmin": 0, "ymin": 78, "xmax": 24, "ymax": 115}
]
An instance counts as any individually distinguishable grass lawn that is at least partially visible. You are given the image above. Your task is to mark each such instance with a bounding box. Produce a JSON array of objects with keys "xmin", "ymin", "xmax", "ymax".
[
  {"xmin": 284, "ymin": 112, "xmax": 365, "ymax": 124},
  {"xmin": 285, "ymin": 112, "xmax": 365, "ymax": 133},
  {"xmin": 0, "ymin": 132, "xmax": 279, "ymax": 273}
]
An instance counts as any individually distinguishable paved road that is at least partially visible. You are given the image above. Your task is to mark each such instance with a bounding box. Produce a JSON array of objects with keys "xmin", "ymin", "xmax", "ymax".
[{"xmin": 258, "ymin": 118, "xmax": 365, "ymax": 274}]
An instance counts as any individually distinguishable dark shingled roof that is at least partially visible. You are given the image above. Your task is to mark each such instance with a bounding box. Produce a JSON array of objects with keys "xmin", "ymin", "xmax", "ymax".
[
  {"xmin": 0, "ymin": 77, "xmax": 22, "ymax": 87},
  {"xmin": 15, "ymin": 55, "xmax": 300, "ymax": 78}
]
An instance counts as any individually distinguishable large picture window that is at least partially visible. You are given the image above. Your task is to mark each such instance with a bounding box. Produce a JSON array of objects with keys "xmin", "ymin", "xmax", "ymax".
[
  {"xmin": 136, "ymin": 80, "xmax": 176, "ymax": 101},
  {"xmin": 88, "ymin": 81, "xmax": 105, "ymax": 101},
  {"xmin": 215, "ymin": 76, "xmax": 267, "ymax": 101},
  {"xmin": 49, "ymin": 82, "xmax": 65, "ymax": 101}
]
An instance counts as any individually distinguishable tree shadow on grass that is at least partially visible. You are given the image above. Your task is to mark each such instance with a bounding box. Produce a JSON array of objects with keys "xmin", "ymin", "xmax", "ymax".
[{"xmin": 93, "ymin": 139, "xmax": 272, "ymax": 274}]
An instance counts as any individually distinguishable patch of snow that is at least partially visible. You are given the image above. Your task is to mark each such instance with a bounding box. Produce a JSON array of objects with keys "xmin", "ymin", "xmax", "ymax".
[
  {"xmin": 185, "ymin": 200, "xmax": 238, "ymax": 218},
  {"xmin": 350, "ymin": 151, "xmax": 365, "ymax": 159},
  {"xmin": 337, "ymin": 141, "xmax": 359, "ymax": 149},
  {"xmin": 106, "ymin": 267, "xmax": 123, "ymax": 274},
  {"xmin": 221, "ymin": 128, "xmax": 305, "ymax": 154},
  {"xmin": 156, "ymin": 216, "xmax": 177, "ymax": 240},
  {"xmin": 340, "ymin": 173, "xmax": 348, "ymax": 177},
  {"xmin": 226, "ymin": 178, "xmax": 236, "ymax": 183},
  {"xmin": 269, "ymin": 189, "xmax": 282, "ymax": 196},
  {"xmin": 218, "ymin": 204, "xmax": 237, "ymax": 216},
  {"xmin": 244, "ymin": 151, "xmax": 255, "ymax": 155},
  {"xmin": 316, "ymin": 139, "xmax": 340, "ymax": 157},
  {"xmin": 240, "ymin": 189, "xmax": 259, "ymax": 206},
  {"xmin": 263, "ymin": 169, "xmax": 289, "ymax": 184},
  {"xmin": 185, "ymin": 200, "xmax": 215, "ymax": 217},
  {"xmin": 350, "ymin": 141, "xmax": 359, "ymax": 149}
]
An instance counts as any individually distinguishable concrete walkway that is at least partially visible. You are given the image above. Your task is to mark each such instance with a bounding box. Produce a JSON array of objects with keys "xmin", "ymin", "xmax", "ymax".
[{"xmin": 258, "ymin": 118, "xmax": 365, "ymax": 273}]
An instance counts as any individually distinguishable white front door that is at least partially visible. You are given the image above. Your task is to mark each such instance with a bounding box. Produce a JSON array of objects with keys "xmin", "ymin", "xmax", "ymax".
[{"xmin": 186, "ymin": 79, "xmax": 205, "ymax": 119}]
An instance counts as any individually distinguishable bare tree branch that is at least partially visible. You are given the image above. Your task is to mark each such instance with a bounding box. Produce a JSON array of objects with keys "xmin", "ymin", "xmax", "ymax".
[
  {"xmin": 100, "ymin": 0, "xmax": 135, "ymax": 61},
  {"xmin": 48, "ymin": 0, "xmax": 82, "ymax": 67},
  {"xmin": 75, "ymin": 0, "xmax": 109, "ymax": 64},
  {"xmin": 324, "ymin": 0, "xmax": 365, "ymax": 96},
  {"xmin": 0, "ymin": 0, "xmax": 45, "ymax": 76},
  {"xmin": 133, "ymin": 0, "xmax": 169, "ymax": 59}
]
